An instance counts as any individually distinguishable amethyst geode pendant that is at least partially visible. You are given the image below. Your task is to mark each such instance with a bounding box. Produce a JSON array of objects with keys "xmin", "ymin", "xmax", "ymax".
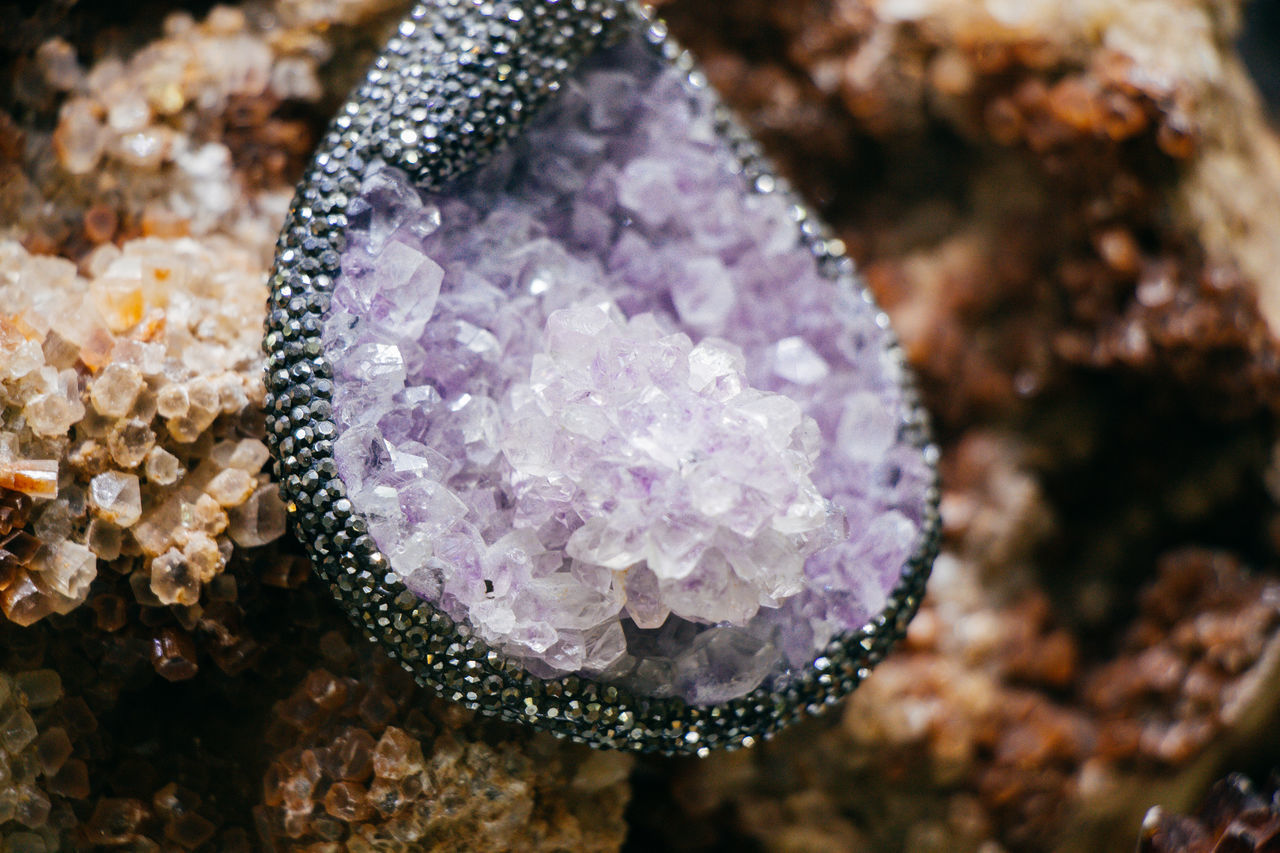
[{"xmin": 264, "ymin": 0, "xmax": 939, "ymax": 755}]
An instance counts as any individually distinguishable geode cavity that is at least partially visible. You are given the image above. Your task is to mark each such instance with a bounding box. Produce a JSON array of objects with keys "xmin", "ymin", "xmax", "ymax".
[{"xmin": 266, "ymin": 0, "xmax": 938, "ymax": 753}]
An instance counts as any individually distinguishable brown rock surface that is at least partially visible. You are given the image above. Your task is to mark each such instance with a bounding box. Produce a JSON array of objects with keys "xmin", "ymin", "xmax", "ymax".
[
  {"xmin": 633, "ymin": 0, "xmax": 1280, "ymax": 850},
  {"xmin": 1138, "ymin": 773, "xmax": 1280, "ymax": 853}
]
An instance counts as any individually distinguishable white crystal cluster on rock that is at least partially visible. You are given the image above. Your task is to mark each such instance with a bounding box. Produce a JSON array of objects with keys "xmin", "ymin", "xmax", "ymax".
[
  {"xmin": 325, "ymin": 35, "xmax": 933, "ymax": 704},
  {"xmin": 0, "ymin": 238, "xmax": 285, "ymax": 626}
]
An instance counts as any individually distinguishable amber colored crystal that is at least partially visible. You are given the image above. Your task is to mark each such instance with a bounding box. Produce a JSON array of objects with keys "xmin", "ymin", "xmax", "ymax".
[
  {"xmin": 90, "ymin": 593, "xmax": 128, "ymax": 631},
  {"xmin": 2, "ymin": 573, "xmax": 58, "ymax": 627},
  {"xmin": 13, "ymin": 786, "xmax": 51, "ymax": 830},
  {"xmin": 304, "ymin": 670, "xmax": 348, "ymax": 712},
  {"xmin": 83, "ymin": 798, "xmax": 149, "ymax": 845},
  {"xmin": 260, "ymin": 553, "xmax": 310, "ymax": 589},
  {"xmin": 0, "ymin": 489, "xmax": 34, "ymax": 535},
  {"xmin": 165, "ymin": 812, "xmax": 217, "ymax": 849},
  {"xmin": 46, "ymin": 759, "xmax": 90, "ymax": 799},
  {"xmin": 356, "ymin": 689, "xmax": 397, "ymax": 730},
  {"xmin": 34, "ymin": 727, "xmax": 73, "ymax": 776},
  {"xmin": 0, "ymin": 561, "xmax": 20, "ymax": 592},
  {"xmin": 149, "ymin": 628, "xmax": 198, "ymax": 681},
  {"xmin": 327, "ymin": 729, "xmax": 376, "ymax": 783},
  {"xmin": 371, "ymin": 728, "xmax": 422, "ymax": 781},
  {"xmin": 0, "ymin": 461, "xmax": 58, "ymax": 499},
  {"xmin": 323, "ymin": 781, "xmax": 375, "ymax": 823},
  {"xmin": 0, "ymin": 706, "xmax": 38, "ymax": 753},
  {"xmin": 1, "ymin": 531, "xmax": 40, "ymax": 564},
  {"xmin": 15, "ymin": 669, "xmax": 62, "ymax": 708},
  {"xmin": 58, "ymin": 697, "xmax": 98, "ymax": 737}
]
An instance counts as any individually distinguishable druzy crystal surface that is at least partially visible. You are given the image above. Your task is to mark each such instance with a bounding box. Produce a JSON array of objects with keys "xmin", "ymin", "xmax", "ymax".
[{"xmin": 323, "ymin": 34, "xmax": 933, "ymax": 704}]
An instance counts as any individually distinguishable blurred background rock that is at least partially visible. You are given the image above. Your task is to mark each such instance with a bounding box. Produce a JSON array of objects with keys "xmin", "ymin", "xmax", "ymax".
[{"xmin": 1241, "ymin": 0, "xmax": 1280, "ymax": 110}]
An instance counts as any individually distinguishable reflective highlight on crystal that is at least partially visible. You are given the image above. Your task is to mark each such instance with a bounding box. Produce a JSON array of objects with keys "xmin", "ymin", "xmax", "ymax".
[{"xmin": 322, "ymin": 34, "xmax": 933, "ymax": 704}]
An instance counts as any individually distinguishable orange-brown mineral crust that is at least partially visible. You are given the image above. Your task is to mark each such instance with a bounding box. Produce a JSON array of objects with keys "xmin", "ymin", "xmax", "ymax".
[
  {"xmin": 1138, "ymin": 773, "xmax": 1280, "ymax": 853},
  {"xmin": 2, "ymin": 0, "xmax": 1280, "ymax": 851},
  {"xmin": 255, "ymin": 635, "xmax": 632, "ymax": 852},
  {"xmin": 657, "ymin": 0, "xmax": 1280, "ymax": 427},
  {"xmin": 624, "ymin": 1, "xmax": 1280, "ymax": 850}
]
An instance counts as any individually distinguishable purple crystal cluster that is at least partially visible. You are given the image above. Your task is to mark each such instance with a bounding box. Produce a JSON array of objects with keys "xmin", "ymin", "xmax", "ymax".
[
  {"xmin": 323, "ymin": 35, "xmax": 933, "ymax": 704},
  {"xmin": 505, "ymin": 303, "xmax": 846, "ymax": 624}
]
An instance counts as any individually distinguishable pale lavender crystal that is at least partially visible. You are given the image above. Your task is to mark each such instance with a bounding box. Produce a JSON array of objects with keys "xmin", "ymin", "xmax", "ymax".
[
  {"xmin": 323, "ymin": 34, "xmax": 933, "ymax": 704},
  {"xmin": 501, "ymin": 302, "xmax": 845, "ymax": 626}
]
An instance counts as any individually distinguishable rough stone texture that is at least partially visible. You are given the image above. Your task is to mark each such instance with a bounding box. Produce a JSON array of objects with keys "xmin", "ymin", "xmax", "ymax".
[
  {"xmin": 1138, "ymin": 774, "xmax": 1280, "ymax": 853},
  {"xmin": 256, "ymin": 632, "xmax": 632, "ymax": 852},
  {"xmin": 0, "ymin": 0, "xmax": 1278, "ymax": 851},
  {"xmin": 0, "ymin": 236, "xmax": 279, "ymax": 626},
  {"xmin": 325, "ymin": 33, "xmax": 931, "ymax": 703},
  {"xmin": 621, "ymin": 0, "xmax": 1280, "ymax": 850},
  {"xmin": 0, "ymin": 548, "xmax": 634, "ymax": 852},
  {"xmin": 0, "ymin": 3, "xmax": 632, "ymax": 850}
]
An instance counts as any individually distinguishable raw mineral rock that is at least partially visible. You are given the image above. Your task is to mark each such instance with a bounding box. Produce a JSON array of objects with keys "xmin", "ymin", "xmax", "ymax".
[
  {"xmin": 0, "ymin": 236, "xmax": 276, "ymax": 627},
  {"xmin": 1139, "ymin": 774, "xmax": 1280, "ymax": 853},
  {"xmin": 0, "ymin": 668, "xmax": 66, "ymax": 836},
  {"xmin": 623, "ymin": 0, "xmax": 1280, "ymax": 849},
  {"xmin": 256, "ymin": 633, "xmax": 633, "ymax": 852},
  {"xmin": 0, "ymin": 2, "xmax": 631, "ymax": 849}
]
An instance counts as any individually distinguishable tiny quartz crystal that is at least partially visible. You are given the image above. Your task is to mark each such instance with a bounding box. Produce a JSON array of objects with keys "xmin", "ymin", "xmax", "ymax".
[{"xmin": 88, "ymin": 472, "xmax": 142, "ymax": 528}]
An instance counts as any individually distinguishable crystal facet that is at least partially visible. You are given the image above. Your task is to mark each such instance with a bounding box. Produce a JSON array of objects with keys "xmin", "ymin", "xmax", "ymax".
[{"xmin": 320, "ymin": 34, "xmax": 933, "ymax": 705}]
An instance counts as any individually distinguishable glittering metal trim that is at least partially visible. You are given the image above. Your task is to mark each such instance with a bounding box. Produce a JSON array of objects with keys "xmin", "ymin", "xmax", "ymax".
[{"xmin": 264, "ymin": 0, "xmax": 940, "ymax": 756}]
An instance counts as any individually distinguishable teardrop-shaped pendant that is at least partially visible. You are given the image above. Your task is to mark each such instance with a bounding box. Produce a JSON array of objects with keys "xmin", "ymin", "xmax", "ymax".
[{"xmin": 265, "ymin": 0, "xmax": 939, "ymax": 754}]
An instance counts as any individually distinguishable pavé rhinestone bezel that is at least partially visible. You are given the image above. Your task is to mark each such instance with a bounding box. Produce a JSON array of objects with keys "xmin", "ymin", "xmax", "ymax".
[{"xmin": 263, "ymin": 0, "xmax": 940, "ymax": 755}]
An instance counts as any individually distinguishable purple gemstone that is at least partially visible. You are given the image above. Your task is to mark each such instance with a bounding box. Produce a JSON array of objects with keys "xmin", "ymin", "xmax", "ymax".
[{"xmin": 322, "ymin": 34, "xmax": 932, "ymax": 705}]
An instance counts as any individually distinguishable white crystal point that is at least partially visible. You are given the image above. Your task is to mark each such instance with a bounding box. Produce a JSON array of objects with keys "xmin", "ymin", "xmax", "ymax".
[
  {"xmin": 340, "ymin": 342, "xmax": 406, "ymax": 387},
  {"xmin": 771, "ymin": 336, "xmax": 830, "ymax": 385},
  {"xmin": 686, "ymin": 338, "xmax": 745, "ymax": 400},
  {"xmin": 837, "ymin": 390, "xmax": 898, "ymax": 462},
  {"xmin": 622, "ymin": 565, "xmax": 671, "ymax": 629},
  {"xmin": 368, "ymin": 238, "xmax": 444, "ymax": 341},
  {"xmin": 671, "ymin": 256, "xmax": 735, "ymax": 332},
  {"xmin": 89, "ymin": 471, "xmax": 142, "ymax": 527}
]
